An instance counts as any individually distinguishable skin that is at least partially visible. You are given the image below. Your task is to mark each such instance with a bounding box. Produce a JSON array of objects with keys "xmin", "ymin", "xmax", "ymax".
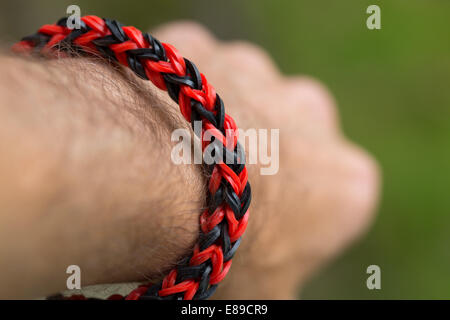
[{"xmin": 0, "ymin": 22, "xmax": 379, "ymax": 299}]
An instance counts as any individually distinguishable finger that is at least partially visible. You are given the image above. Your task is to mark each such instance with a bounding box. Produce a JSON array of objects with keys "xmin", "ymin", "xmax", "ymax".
[
  {"xmin": 243, "ymin": 135, "xmax": 380, "ymax": 268},
  {"xmin": 218, "ymin": 41, "xmax": 282, "ymax": 88},
  {"xmin": 292, "ymin": 139, "xmax": 380, "ymax": 281}
]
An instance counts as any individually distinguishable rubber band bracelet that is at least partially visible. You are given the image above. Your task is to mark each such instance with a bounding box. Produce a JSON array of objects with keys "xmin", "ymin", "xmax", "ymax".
[{"xmin": 13, "ymin": 15, "xmax": 251, "ymax": 300}]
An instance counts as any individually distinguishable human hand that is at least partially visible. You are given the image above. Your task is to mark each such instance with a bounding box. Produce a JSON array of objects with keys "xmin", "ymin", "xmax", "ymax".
[
  {"xmin": 0, "ymin": 20, "xmax": 379, "ymax": 300},
  {"xmin": 153, "ymin": 22, "xmax": 380, "ymax": 299}
]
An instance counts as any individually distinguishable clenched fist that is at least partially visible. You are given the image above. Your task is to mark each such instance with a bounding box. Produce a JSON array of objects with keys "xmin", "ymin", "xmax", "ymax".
[
  {"xmin": 153, "ymin": 22, "xmax": 380, "ymax": 299},
  {"xmin": 0, "ymin": 21, "xmax": 379, "ymax": 299}
]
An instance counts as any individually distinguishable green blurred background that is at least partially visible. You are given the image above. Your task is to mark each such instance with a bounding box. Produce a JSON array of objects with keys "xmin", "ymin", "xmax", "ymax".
[{"xmin": 1, "ymin": 0, "xmax": 449, "ymax": 299}]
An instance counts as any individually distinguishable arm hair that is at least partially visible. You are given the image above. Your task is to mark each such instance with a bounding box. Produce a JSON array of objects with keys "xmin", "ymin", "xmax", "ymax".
[{"xmin": 0, "ymin": 54, "xmax": 205, "ymax": 298}]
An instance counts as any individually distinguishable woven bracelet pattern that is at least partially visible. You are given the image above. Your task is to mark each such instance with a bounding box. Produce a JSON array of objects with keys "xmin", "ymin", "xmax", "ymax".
[{"xmin": 14, "ymin": 15, "xmax": 251, "ymax": 300}]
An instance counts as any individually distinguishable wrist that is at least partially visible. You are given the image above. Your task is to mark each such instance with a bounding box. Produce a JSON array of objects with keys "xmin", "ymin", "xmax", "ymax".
[{"xmin": 0, "ymin": 55, "xmax": 205, "ymax": 298}]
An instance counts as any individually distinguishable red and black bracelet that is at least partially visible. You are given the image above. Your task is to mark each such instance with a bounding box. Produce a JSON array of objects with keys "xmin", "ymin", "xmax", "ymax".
[{"xmin": 13, "ymin": 15, "xmax": 251, "ymax": 300}]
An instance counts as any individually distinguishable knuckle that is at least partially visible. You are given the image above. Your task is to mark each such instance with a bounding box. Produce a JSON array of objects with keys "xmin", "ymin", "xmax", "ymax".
[
  {"xmin": 284, "ymin": 76, "xmax": 338, "ymax": 131},
  {"xmin": 338, "ymin": 143, "xmax": 380, "ymax": 239},
  {"xmin": 222, "ymin": 41, "xmax": 280, "ymax": 79}
]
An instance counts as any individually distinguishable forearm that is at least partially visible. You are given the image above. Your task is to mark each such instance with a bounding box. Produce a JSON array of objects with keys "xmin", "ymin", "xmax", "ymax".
[
  {"xmin": 0, "ymin": 21, "xmax": 379, "ymax": 301},
  {"xmin": 0, "ymin": 55, "xmax": 204, "ymax": 298}
]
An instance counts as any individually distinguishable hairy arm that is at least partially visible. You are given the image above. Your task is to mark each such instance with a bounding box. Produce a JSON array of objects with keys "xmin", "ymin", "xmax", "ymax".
[
  {"xmin": 0, "ymin": 55, "xmax": 205, "ymax": 298},
  {"xmin": 0, "ymin": 21, "xmax": 379, "ymax": 300}
]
